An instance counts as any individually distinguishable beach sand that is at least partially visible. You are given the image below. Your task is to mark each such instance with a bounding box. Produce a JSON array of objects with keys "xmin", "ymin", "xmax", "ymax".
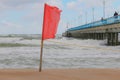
[{"xmin": 0, "ymin": 68, "xmax": 120, "ymax": 80}]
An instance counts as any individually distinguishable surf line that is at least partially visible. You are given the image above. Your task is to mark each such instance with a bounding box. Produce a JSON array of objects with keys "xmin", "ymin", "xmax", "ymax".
[{"xmin": 47, "ymin": 40, "xmax": 120, "ymax": 53}]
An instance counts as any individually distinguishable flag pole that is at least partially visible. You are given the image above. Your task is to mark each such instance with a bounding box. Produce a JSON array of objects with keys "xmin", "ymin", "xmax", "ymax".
[
  {"xmin": 39, "ymin": 4, "xmax": 61, "ymax": 72},
  {"xmin": 39, "ymin": 4, "xmax": 46, "ymax": 72},
  {"xmin": 39, "ymin": 39, "xmax": 44, "ymax": 72}
]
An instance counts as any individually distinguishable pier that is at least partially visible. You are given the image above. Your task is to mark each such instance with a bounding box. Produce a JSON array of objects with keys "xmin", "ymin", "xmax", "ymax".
[{"xmin": 63, "ymin": 15, "xmax": 120, "ymax": 46}]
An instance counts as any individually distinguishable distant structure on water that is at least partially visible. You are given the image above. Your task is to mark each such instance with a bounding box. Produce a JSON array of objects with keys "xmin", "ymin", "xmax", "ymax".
[{"xmin": 63, "ymin": 14, "xmax": 120, "ymax": 46}]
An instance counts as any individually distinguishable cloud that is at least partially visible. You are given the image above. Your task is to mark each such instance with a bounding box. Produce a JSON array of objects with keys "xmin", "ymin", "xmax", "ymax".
[
  {"xmin": 21, "ymin": 0, "xmax": 62, "ymax": 23},
  {"xmin": 0, "ymin": 21, "xmax": 26, "ymax": 34},
  {"xmin": 1, "ymin": 21, "xmax": 22, "ymax": 28},
  {"xmin": 67, "ymin": 0, "xmax": 120, "ymax": 11},
  {"xmin": 0, "ymin": 0, "xmax": 62, "ymax": 34},
  {"xmin": 0, "ymin": 0, "xmax": 39, "ymax": 11},
  {"xmin": 67, "ymin": 1, "xmax": 77, "ymax": 10},
  {"xmin": 65, "ymin": 0, "xmax": 120, "ymax": 29},
  {"xmin": 67, "ymin": 0, "xmax": 103, "ymax": 11},
  {"xmin": 0, "ymin": 0, "xmax": 40, "ymax": 7},
  {"xmin": 0, "ymin": 0, "xmax": 62, "ymax": 10}
]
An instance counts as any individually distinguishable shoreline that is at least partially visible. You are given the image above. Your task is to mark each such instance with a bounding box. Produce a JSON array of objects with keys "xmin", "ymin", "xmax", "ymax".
[{"xmin": 0, "ymin": 68, "xmax": 120, "ymax": 80}]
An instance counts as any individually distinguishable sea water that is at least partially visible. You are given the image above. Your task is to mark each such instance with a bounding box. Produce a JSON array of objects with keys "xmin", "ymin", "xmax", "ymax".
[{"xmin": 0, "ymin": 34, "xmax": 120, "ymax": 69}]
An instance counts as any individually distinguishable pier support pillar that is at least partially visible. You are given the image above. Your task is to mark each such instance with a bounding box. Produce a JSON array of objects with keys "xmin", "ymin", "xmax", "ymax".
[{"xmin": 107, "ymin": 32, "xmax": 119, "ymax": 46}]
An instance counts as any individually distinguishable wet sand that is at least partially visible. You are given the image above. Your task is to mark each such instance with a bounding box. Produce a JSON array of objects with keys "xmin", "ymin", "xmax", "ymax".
[{"xmin": 0, "ymin": 68, "xmax": 120, "ymax": 80}]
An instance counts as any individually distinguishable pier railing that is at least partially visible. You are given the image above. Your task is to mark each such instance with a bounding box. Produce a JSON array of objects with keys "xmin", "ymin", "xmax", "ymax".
[{"xmin": 68, "ymin": 15, "xmax": 120, "ymax": 31}]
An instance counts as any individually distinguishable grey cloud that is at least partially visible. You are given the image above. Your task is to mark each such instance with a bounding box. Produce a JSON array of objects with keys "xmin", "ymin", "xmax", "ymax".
[
  {"xmin": 0, "ymin": 0, "xmax": 62, "ymax": 10},
  {"xmin": 0, "ymin": 0, "xmax": 42, "ymax": 6},
  {"xmin": 0, "ymin": 0, "xmax": 62, "ymax": 34}
]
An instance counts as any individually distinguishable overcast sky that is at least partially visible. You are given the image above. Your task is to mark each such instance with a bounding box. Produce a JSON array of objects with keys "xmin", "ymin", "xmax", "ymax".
[{"xmin": 0, "ymin": 0, "xmax": 120, "ymax": 34}]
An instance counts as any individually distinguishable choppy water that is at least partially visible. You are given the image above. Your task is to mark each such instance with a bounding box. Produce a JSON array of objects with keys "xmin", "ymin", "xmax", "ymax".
[{"xmin": 0, "ymin": 34, "xmax": 120, "ymax": 69}]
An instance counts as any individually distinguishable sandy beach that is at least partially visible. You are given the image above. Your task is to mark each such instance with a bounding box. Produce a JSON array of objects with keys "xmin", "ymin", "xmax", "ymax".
[{"xmin": 0, "ymin": 68, "xmax": 120, "ymax": 80}]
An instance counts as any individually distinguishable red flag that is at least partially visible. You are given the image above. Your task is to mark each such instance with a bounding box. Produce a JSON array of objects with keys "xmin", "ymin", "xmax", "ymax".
[{"xmin": 42, "ymin": 4, "xmax": 61, "ymax": 40}]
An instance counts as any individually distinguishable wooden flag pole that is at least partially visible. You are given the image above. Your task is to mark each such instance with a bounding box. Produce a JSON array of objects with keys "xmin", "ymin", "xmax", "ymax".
[
  {"xmin": 39, "ymin": 39, "xmax": 44, "ymax": 72},
  {"xmin": 39, "ymin": 4, "xmax": 46, "ymax": 72},
  {"xmin": 39, "ymin": 4, "xmax": 61, "ymax": 72}
]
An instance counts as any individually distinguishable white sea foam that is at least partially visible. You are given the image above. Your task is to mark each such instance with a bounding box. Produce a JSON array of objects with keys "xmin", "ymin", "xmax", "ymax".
[{"xmin": 0, "ymin": 35, "xmax": 120, "ymax": 69}]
